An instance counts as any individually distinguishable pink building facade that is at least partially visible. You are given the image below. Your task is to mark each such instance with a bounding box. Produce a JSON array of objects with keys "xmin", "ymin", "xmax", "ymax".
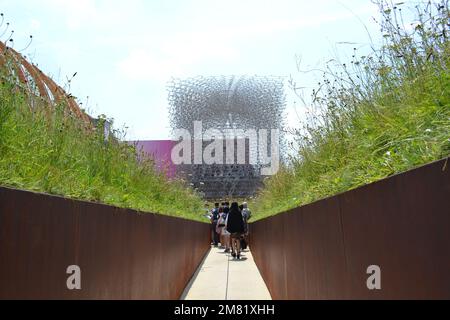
[{"xmin": 129, "ymin": 140, "xmax": 177, "ymax": 178}]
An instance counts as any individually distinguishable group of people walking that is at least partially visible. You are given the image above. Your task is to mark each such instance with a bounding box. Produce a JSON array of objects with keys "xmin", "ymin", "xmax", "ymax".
[{"xmin": 208, "ymin": 202, "xmax": 251, "ymax": 260}]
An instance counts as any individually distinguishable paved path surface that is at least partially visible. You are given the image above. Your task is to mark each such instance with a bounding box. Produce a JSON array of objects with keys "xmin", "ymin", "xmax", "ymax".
[{"xmin": 181, "ymin": 246, "xmax": 272, "ymax": 300}]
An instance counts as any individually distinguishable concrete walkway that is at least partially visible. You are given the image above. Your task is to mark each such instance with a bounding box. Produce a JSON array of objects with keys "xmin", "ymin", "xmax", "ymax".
[{"xmin": 181, "ymin": 246, "xmax": 272, "ymax": 300}]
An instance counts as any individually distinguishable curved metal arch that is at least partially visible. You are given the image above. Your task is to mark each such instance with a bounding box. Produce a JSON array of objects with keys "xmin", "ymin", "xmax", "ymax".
[{"xmin": 0, "ymin": 41, "xmax": 89, "ymax": 123}]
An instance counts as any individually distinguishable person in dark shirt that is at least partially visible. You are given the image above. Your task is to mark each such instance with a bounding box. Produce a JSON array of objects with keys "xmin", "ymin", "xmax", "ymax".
[
  {"xmin": 210, "ymin": 202, "xmax": 220, "ymax": 246},
  {"xmin": 225, "ymin": 202, "xmax": 245, "ymax": 259}
]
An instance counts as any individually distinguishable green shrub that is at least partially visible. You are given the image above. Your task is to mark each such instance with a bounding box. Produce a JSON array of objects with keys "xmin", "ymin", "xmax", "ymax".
[
  {"xmin": 0, "ymin": 70, "xmax": 205, "ymax": 222},
  {"xmin": 251, "ymin": 0, "xmax": 450, "ymax": 220}
]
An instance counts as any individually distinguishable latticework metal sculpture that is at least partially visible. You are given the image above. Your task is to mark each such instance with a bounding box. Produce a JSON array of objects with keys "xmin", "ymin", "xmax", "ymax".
[
  {"xmin": 168, "ymin": 75, "xmax": 286, "ymax": 199},
  {"xmin": 0, "ymin": 41, "xmax": 88, "ymax": 122}
]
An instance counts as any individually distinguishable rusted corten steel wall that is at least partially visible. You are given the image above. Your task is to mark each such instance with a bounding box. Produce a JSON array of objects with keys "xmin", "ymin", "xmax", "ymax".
[
  {"xmin": 0, "ymin": 187, "xmax": 209, "ymax": 299},
  {"xmin": 250, "ymin": 158, "xmax": 450, "ymax": 299}
]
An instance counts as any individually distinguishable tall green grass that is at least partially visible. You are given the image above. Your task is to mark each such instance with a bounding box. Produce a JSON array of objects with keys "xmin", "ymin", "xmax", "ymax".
[
  {"xmin": 251, "ymin": 0, "xmax": 450, "ymax": 220},
  {"xmin": 0, "ymin": 70, "xmax": 205, "ymax": 222}
]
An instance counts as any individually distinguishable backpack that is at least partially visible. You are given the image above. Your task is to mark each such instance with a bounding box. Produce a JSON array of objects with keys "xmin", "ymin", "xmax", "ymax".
[
  {"xmin": 218, "ymin": 214, "xmax": 226, "ymax": 227},
  {"xmin": 212, "ymin": 208, "xmax": 220, "ymax": 222},
  {"xmin": 240, "ymin": 238, "xmax": 247, "ymax": 250},
  {"xmin": 242, "ymin": 208, "xmax": 251, "ymax": 223}
]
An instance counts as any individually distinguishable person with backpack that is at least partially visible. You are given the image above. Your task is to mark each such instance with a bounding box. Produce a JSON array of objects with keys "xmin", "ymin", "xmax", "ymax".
[
  {"xmin": 215, "ymin": 206, "xmax": 223, "ymax": 242},
  {"xmin": 210, "ymin": 203, "xmax": 220, "ymax": 246},
  {"xmin": 225, "ymin": 202, "xmax": 245, "ymax": 259},
  {"xmin": 216, "ymin": 206, "xmax": 231, "ymax": 252},
  {"xmin": 240, "ymin": 202, "xmax": 251, "ymax": 250},
  {"xmin": 241, "ymin": 202, "xmax": 251, "ymax": 231}
]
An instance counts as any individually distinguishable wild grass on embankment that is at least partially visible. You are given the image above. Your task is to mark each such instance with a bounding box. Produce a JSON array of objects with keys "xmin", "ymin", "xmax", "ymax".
[
  {"xmin": 0, "ymin": 75, "xmax": 205, "ymax": 222},
  {"xmin": 251, "ymin": 1, "xmax": 450, "ymax": 220}
]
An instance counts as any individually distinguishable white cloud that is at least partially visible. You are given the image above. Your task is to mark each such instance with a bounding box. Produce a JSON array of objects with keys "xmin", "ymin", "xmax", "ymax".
[
  {"xmin": 117, "ymin": 49, "xmax": 184, "ymax": 81},
  {"xmin": 41, "ymin": 0, "xmax": 98, "ymax": 30},
  {"xmin": 37, "ymin": 0, "xmax": 144, "ymax": 31},
  {"xmin": 1, "ymin": 0, "xmax": 382, "ymax": 139},
  {"xmin": 113, "ymin": 1, "xmax": 375, "ymax": 81},
  {"xmin": 116, "ymin": 31, "xmax": 240, "ymax": 81},
  {"xmin": 30, "ymin": 19, "xmax": 41, "ymax": 31}
]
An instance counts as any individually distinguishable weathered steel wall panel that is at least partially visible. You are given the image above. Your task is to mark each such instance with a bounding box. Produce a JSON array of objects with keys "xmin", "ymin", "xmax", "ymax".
[
  {"xmin": 0, "ymin": 187, "xmax": 209, "ymax": 300},
  {"xmin": 250, "ymin": 158, "xmax": 450, "ymax": 299}
]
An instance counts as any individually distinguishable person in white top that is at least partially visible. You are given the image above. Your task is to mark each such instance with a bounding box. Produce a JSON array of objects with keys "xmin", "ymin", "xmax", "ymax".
[{"xmin": 216, "ymin": 208, "xmax": 231, "ymax": 252}]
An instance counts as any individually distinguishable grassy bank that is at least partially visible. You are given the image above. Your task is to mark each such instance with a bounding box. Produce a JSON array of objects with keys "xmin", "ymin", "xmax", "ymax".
[
  {"xmin": 251, "ymin": 1, "xmax": 450, "ymax": 220},
  {"xmin": 0, "ymin": 72, "xmax": 205, "ymax": 221}
]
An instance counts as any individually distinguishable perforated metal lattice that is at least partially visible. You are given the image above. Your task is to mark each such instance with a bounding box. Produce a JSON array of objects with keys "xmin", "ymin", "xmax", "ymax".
[{"xmin": 168, "ymin": 75, "xmax": 286, "ymax": 199}]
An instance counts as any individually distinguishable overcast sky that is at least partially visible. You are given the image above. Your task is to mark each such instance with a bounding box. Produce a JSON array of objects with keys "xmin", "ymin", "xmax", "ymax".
[{"xmin": 0, "ymin": 0, "xmax": 390, "ymax": 140}]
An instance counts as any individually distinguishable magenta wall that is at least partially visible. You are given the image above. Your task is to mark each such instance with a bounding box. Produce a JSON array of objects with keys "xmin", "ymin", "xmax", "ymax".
[{"xmin": 129, "ymin": 140, "xmax": 177, "ymax": 178}]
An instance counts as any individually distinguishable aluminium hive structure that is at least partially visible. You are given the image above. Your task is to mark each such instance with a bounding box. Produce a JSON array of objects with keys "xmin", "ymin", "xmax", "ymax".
[{"xmin": 168, "ymin": 75, "xmax": 286, "ymax": 199}]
